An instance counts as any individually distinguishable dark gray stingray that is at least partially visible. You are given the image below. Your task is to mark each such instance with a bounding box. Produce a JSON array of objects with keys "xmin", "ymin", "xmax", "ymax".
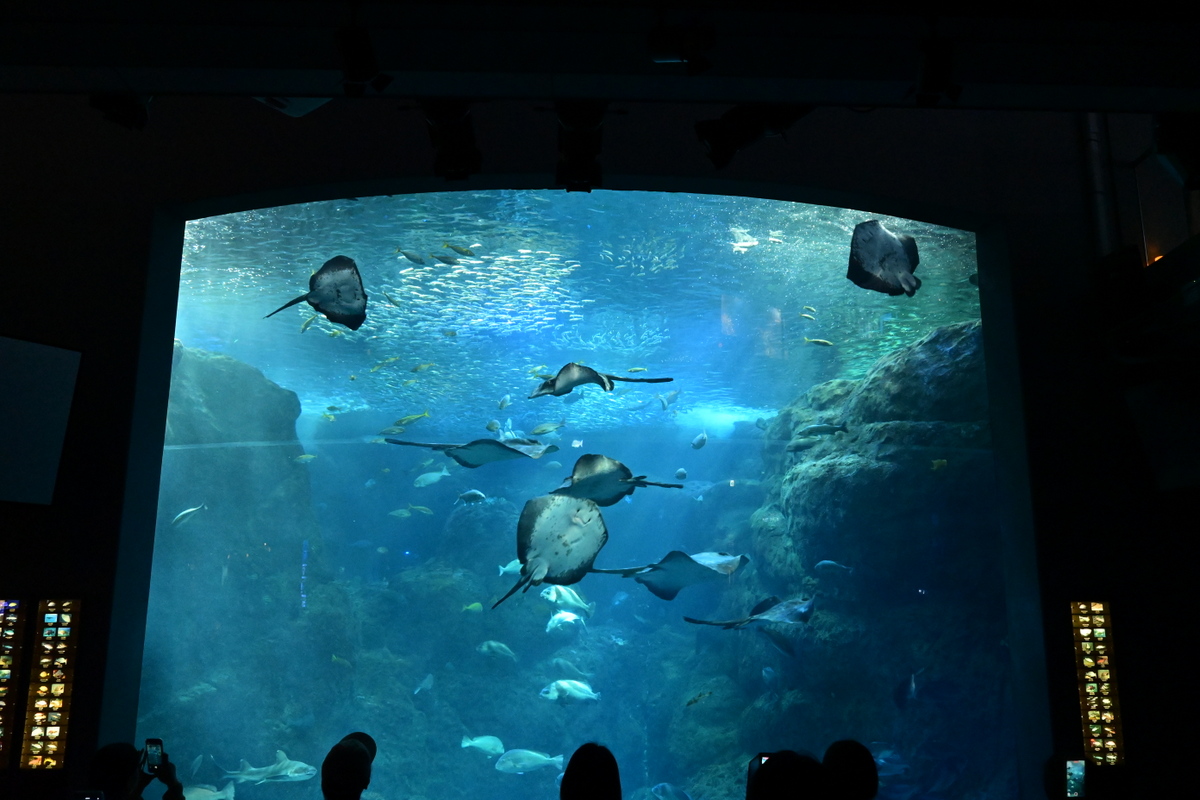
[
  {"xmin": 493, "ymin": 494, "xmax": 608, "ymax": 608},
  {"xmin": 265, "ymin": 255, "xmax": 368, "ymax": 330},
  {"xmin": 529, "ymin": 363, "xmax": 674, "ymax": 399},
  {"xmin": 846, "ymin": 220, "xmax": 921, "ymax": 298},
  {"xmin": 683, "ymin": 594, "xmax": 815, "ymax": 629},
  {"xmin": 590, "ymin": 550, "xmax": 750, "ymax": 600},
  {"xmin": 551, "ymin": 453, "xmax": 683, "ymax": 507},
  {"xmin": 385, "ymin": 437, "xmax": 558, "ymax": 468}
]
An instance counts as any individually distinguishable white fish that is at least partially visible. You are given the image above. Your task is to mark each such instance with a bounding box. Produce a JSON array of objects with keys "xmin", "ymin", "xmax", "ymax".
[
  {"xmin": 498, "ymin": 559, "xmax": 522, "ymax": 576},
  {"xmin": 498, "ymin": 394, "xmax": 512, "ymax": 410},
  {"xmin": 539, "ymin": 679, "xmax": 601, "ymax": 704},
  {"xmin": 456, "ymin": 489, "xmax": 487, "ymax": 504},
  {"xmin": 221, "ymin": 751, "xmax": 316, "ymax": 784},
  {"xmin": 675, "ymin": 468, "xmax": 687, "ymax": 479},
  {"xmin": 414, "ymin": 673, "xmax": 434, "ymax": 694},
  {"xmin": 414, "ymin": 466, "xmax": 449, "ymax": 487},
  {"xmin": 171, "ymin": 503, "xmax": 206, "ymax": 526},
  {"xmin": 814, "ymin": 560, "xmax": 854, "ymax": 574},
  {"xmin": 540, "ymin": 586, "xmax": 596, "ymax": 618},
  {"xmin": 477, "ymin": 640, "xmax": 517, "ymax": 661},
  {"xmin": 546, "ymin": 610, "xmax": 586, "ymax": 633},
  {"xmin": 462, "ymin": 735, "xmax": 505, "ymax": 758},
  {"xmin": 691, "ymin": 431, "xmax": 707, "ymax": 449},
  {"xmin": 571, "ymin": 439, "xmax": 584, "ymax": 448},
  {"xmin": 495, "ymin": 749, "xmax": 564, "ymax": 774},
  {"xmin": 183, "ymin": 783, "xmax": 236, "ymax": 800}
]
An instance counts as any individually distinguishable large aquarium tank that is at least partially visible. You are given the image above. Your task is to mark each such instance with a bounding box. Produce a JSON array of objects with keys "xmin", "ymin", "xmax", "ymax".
[{"xmin": 136, "ymin": 190, "xmax": 1012, "ymax": 800}]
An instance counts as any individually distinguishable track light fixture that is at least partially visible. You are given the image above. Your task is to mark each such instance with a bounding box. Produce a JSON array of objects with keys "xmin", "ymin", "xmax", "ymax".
[
  {"xmin": 695, "ymin": 104, "xmax": 813, "ymax": 170},
  {"xmin": 554, "ymin": 100, "xmax": 609, "ymax": 193},
  {"xmin": 912, "ymin": 36, "xmax": 961, "ymax": 108},
  {"xmin": 647, "ymin": 23, "xmax": 715, "ymax": 76},
  {"xmin": 338, "ymin": 25, "xmax": 394, "ymax": 97},
  {"xmin": 419, "ymin": 99, "xmax": 482, "ymax": 181}
]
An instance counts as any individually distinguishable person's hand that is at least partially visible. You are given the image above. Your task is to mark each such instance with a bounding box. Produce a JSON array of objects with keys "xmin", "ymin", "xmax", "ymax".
[{"xmin": 155, "ymin": 752, "xmax": 185, "ymax": 800}]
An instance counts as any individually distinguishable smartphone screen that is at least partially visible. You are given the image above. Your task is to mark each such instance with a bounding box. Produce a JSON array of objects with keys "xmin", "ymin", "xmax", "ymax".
[
  {"xmin": 1066, "ymin": 759, "xmax": 1086, "ymax": 797},
  {"xmin": 145, "ymin": 739, "xmax": 163, "ymax": 773}
]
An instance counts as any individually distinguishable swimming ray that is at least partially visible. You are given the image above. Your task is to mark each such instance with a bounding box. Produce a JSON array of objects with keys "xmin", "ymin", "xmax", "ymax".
[
  {"xmin": 590, "ymin": 550, "xmax": 750, "ymax": 600},
  {"xmin": 493, "ymin": 495, "xmax": 609, "ymax": 608},
  {"xmin": 529, "ymin": 362, "xmax": 674, "ymax": 399},
  {"xmin": 551, "ymin": 453, "xmax": 683, "ymax": 507},
  {"xmin": 264, "ymin": 255, "xmax": 368, "ymax": 330},
  {"xmin": 385, "ymin": 438, "xmax": 559, "ymax": 468}
]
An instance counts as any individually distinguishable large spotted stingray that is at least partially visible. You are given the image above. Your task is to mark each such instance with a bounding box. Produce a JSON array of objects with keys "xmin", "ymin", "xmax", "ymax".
[{"xmin": 265, "ymin": 255, "xmax": 368, "ymax": 330}]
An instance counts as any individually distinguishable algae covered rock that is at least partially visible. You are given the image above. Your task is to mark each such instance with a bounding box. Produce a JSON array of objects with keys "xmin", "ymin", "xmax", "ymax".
[{"xmin": 846, "ymin": 320, "xmax": 986, "ymax": 424}]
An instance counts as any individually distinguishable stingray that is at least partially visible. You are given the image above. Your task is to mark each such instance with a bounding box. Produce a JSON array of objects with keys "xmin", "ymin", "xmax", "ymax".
[
  {"xmin": 385, "ymin": 437, "xmax": 559, "ymax": 468},
  {"xmin": 683, "ymin": 594, "xmax": 816, "ymax": 629},
  {"xmin": 846, "ymin": 220, "xmax": 921, "ymax": 298},
  {"xmin": 265, "ymin": 255, "xmax": 368, "ymax": 330},
  {"xmin": 529, "ymin": 363, "xmax": 674, "ymax": 399},
  {"xmin": 551, "ymin": 453, "xmax": 684, "ymax": 507},
  {"xmin": 492, "ymin": 494, "xmax": 609, "ymax": 608},
  {"xmin": 590, "ymin": 550, "xmax": 750, "ymax": 600}
]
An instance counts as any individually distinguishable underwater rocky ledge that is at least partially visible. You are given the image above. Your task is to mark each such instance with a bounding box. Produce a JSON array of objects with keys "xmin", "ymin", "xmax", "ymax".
[{"xmin": 140, "ymin": 322, "xmax": 1013, "ymax": 800}]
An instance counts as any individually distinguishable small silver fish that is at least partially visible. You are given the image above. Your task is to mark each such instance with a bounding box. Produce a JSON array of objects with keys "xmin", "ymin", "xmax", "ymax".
[
  {"xmin": 171, "ymin": 503, "xmax": 206, "ymax": 526},
  {"xmin": 798, "ymin": 423, "xmax": 848, "ymax": 436},
  {"xmin": 691, "ymin": 431, "xmax": 707, "ymax": 449},
  {"xmin": 414, "ymin": 673, "xmax": 434, "ymax": 695},
  {"xmin": 457, "ymin": 489, "xmax": 487, "ymax": 504},
  {"xmin": 814, "ymin": 560, "xmax": 854, "ymax": 574},
  {"xmin": 675, "ymin": 468, "xmax": 687, "ymax": 479}
]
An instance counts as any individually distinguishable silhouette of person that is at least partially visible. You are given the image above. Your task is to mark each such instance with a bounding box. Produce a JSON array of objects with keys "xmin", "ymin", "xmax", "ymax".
[
  {"xmin": 560, "ymin": 742, "xmax": 622, "ymax": 800},
  {"xmin": 746, "ymin": 749, "xmax": 829, "ymax": 800},
  {"xmin": 86, "ymin": 741, "xmax": 184, "ymax": 800},
  {"xmin": 822, "ymin": 740, "xmax": 878, "ymax": 800},
  {"xmin": 321, "ymin": 731, "xmax": 377, "ymax": 800}
]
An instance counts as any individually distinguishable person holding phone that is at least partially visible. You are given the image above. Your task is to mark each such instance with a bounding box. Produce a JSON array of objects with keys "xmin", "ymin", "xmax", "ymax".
[{"xmin": 83, "ymin": 739, "xmax": 185, "ymax": 800}]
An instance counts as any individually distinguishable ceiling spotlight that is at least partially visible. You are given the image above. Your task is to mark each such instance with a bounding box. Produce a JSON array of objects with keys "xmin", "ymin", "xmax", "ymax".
[
  {"xmin": 555, "ymin": 100, "xmax": 609, "ymax": 193},
  {"xmin": 420, "ymin": 99, "xmax": 482, "ymax": 181},
  {"xmin": 89, "ymin": 93, "xmax": 151, "ymax": 130},
  {"xmin": 912, "ymin": 36, "xmax": 961, "ymax": 108},
  {"xmin": 695, "ymin": 104, "xmax": 814, "ymax": 170},
  {"xmin": 338, "ymin": 25, "xmax": 394, "ymax": 98}
]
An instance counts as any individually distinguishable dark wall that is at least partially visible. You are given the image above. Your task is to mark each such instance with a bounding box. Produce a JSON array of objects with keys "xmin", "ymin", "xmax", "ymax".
[{"xmin": 0, "ymin": 93, "xmax": 1179, "ymax": 797}]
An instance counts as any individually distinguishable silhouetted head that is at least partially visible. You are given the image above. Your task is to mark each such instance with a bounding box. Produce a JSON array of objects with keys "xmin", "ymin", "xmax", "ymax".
[
  {"xmin": 88, "ymin": 742, "xmax": 142, "ymax": 800},
  {"xmin": 822, "ymin": 740, "xmax": 878, "ymax": 799},
  {"xmin": 561, "ymin": 742, "xmax": 621, "ymax": 800},
  {"xmin": 748, "ymin": 750, "xmax": 829, "ymax": 800},
  {"xmin": 321, "ymin": 732, "xmax": 376, "ymax": 800}
]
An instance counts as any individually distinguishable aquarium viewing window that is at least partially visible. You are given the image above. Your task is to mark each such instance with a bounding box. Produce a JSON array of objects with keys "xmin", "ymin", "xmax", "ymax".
[{"xmin": 140, "ymin": 189, "xmax": 1015, "ymax": 800}]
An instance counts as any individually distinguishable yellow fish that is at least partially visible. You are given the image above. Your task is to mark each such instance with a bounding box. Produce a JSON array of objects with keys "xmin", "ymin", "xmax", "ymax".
[
  {"xmin": 401, "ymin": 379, "xmax": 418, "ymax": 386},
  {"xmin": 530, "ymin": 419, "xmax": 566, "ymax": 435},
  {"xmin": 528, "ymin": 364, "xmax": 548, "ymax": 374},
  {"xmin": 444, "ymin": 242, "xmax": 476, "ymax": 256},
  {"xmin": 799, "ymin": 313, "xmax": 816, "ymax": 321},
  {"xmin": 803, "ymin": 305, "xmax": 817, "ymax": 313},
  {"xmin": 931, "ymin": 459, "xmax": 948, "ymax": 471},
  {"xmin": 408, "ymin": 504, "xmax": 434, "ymax": 515},
  {"xmin": 378, "ymin": 426, "xmax": 406, "ymax": 435},
  {"xmin": 381, "ymin": 468, "xmax": 391, "ymax": 473},
  {"xmin": 442, "ymin": 329, "xmax": 457, "ymax": 337},
  {"xmin": 300, "ymin": 314, "xmax": 319, "ymax": 333},
  {"xmin": 294, "ymin": 454, "xmax": 317, "ymax": 463},
  {"xmin": 389, "ymin": 508, "xmax": 412, "ymax": 518},
  {"xmin": 332, "ymin": 654, "xmax": 353, "ymax": 669},
  {"xmin": 327, "ymin": 329, "xmax": 343, "ymax": 338},
  {"xmin": 321, "ymin": 413, "xmax": 336, "ymax": 422},
  {"xmin": 395, "ymin": 410, "xmax": 431, "ymax": 426},
  {"xmin": 627, "ymin": 367, "xmax": 648, "ymax": 373},
  {"xmin": 411, "ymin": 362, "xmax": 435, "ymax": 372},
  {"xmin": 376, "ymin": 546, "xmax": 389, "ymax": 554},
  {"xmin": 383, "ymin": 291, "xmax": 402, "ymax": 307},
  {"xmin": 462, "ymin": 602, "xmax": 483, "ymax": 613},
  {"xmin": 349, "ymin": 374, "xmax": 357, "ymax": 381},
  {"xmin": 805, "ymin": 337, "xmax": 834, "ymax": 347}
]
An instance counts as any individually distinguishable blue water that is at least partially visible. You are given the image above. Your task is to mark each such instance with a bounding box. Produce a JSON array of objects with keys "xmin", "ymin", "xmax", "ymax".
[{"xmin": 137, "ymin": 190, "xmax": 1012, "ymax": 800}]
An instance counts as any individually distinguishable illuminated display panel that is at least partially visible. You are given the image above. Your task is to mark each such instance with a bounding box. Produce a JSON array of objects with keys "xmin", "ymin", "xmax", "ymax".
[
  {"xmin": 1, "ymin": 599, "xmax": 28, "ymax": 769},
  {"xmin": 1072, "ymin": 601, "xmax": 1123, "ymax": 765},
  {"xmin": 20, "ymin": 599, "xmax": 78, "ymax": 769}
]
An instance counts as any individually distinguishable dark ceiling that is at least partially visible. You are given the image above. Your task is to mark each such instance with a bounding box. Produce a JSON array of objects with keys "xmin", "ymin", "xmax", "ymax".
[{"xmin": 1, "ymin": 4, "xmax": 1197, "ymax": 111}]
